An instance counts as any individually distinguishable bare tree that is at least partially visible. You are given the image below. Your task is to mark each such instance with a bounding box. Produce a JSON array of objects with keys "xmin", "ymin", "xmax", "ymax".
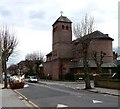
[
  {"xmin": 7, "ymin": 64, "xmax": 18, "ymax": 75},
  {"xmin": 0, "ymin": 27, "xmax": 18, "ymax": 88},
  {"xmin": 92, "ymin": 51, "xmax": 106, "ymax": 86},
  {"xmin": 74, "ymin": 13, "xmax": 94, "ymax": 38},
  {"xmin": 25, "ymin": 51, "xmax": 44, "ymax": 61},
  {"xmin": 92, "ymin": 51, "xmax": 106, "ymax": 74},
  {"xmin": 74, "ymin": 13, "xmax": 95, "ymax": 89},
  {"xmin": 25, "ymin": 51, "xmax": 44, "ymax": 78}
]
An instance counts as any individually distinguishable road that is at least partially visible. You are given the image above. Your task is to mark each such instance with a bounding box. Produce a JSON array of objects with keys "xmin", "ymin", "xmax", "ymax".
[{"xmin": 16, "ymin": 82, "xmax": 119, "ymax": 109}]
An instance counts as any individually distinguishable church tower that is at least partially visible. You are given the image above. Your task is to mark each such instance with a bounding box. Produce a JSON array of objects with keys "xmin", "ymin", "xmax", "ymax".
[{"xmin": 52, "ymin": 14, "xmax": 72, "ymax": 60}]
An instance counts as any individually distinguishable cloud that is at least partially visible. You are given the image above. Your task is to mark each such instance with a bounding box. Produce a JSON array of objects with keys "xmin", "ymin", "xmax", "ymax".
[
  {"xmin": 16, "ymin": 27, "xmax": 52, "ymax": 54},
  {"xmin": 0, "ymin": 9, "xmax": 11, "ymax": 16},
  {"xmin": 29, "ymin": 10, "xmax": 45, "ymax": 19},
  {"xmin": 0, "ymin": 0, "xmax": 119, "ymax": 65}
]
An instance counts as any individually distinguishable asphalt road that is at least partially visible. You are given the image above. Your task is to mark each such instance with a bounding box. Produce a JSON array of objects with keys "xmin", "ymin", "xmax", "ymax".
[{"xmin": 16, "ymin": 82, "xmax": 119, "ymax": 109}]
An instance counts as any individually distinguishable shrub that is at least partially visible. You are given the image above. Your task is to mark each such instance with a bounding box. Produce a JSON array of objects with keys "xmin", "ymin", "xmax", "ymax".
[
  {"xmin": 99, "ymin": 73, "xmax": 110, "ymax": 80},
  {"xmin": 65, "ymin": 72, "xmax": 74, "ymax": 81},
  {"xmin": 74, "ymin": 73, "xmax": 93, "ymax": 81},
  {"xmin": 95, "ymin": 80, "xmax": 120, "ymax": 89},
  {"xmin": 116, "ymin": 65, "xmax": 120, "ymax": 79},
  {"xmin": 74, "ymin": 73, "xmax": 84, "ymax": 80}
]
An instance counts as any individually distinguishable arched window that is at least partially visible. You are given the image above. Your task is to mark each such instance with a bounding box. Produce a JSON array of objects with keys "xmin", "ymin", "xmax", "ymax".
[
  {"xmin": 62, "ymin": 25, "xmax": 65, "ymax": 29},
  {"xmin": 66, "ymin": 26, "xmax": 68, "ymax": 30}
]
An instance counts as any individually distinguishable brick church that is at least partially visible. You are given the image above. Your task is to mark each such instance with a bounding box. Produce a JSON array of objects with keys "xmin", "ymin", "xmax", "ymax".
[{"xmin": 43, "ymin": 15, "xmax": 116, "ymax": 80}]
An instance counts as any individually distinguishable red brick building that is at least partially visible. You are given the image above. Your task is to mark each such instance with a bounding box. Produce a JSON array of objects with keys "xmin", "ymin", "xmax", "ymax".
[{"xmin": 44, "ymin": 15, "xmax": 116, "ymax": 80}]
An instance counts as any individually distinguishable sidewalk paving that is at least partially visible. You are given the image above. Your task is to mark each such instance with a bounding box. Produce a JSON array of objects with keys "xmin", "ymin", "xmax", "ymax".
[
  {"xmin": 0, "ymin": 83, "xmax": 33, "ymax": 108},
  {"xmin": 88, "ymin": 87, "xmax": 120, "ymax": 96}
]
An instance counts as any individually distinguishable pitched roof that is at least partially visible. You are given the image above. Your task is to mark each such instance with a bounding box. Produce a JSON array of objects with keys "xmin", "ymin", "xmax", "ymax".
[
  {"xmin": 73, "ymin": 30, "xmax": 114, "ymax": 44},
  {"xmin": 88, "ymin": 30, "xmax": 114, "ymax": 40},
  {"xmin": 52, "ymin": 15, "xmax": 72, "ymax": 26},
  {"xmin": 46, "ymin": 52, "xmax": 52, "ymax": 56}
]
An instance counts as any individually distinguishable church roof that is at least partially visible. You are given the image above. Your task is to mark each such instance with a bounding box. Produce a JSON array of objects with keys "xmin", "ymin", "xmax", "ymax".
[
  {"xmin": 52, "ymin": 15, "xmax": 72, "ymax": 26},
  {"xmin": 88, "ymin": 30, "xmax": 114, "ymax": 40},
  {"xmin": 73, "ymin": 30, "xmax": 114, "ymax": 44}
]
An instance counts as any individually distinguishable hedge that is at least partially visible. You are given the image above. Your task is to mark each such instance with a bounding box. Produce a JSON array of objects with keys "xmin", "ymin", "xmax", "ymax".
[{"xmin": 94, "ymin": 79, "xmax": 120, "ymax": 90}]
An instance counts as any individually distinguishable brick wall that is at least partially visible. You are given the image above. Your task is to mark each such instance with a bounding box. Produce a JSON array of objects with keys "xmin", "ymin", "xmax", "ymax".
[
  {"xmin": 52, "ymin": 43, "xmax": 72, "ymax": 59},
  {"xmin": 52, "ymin": 22, "xmax": 72, "ymax": 45},
  {"xmin": 43, "ymin": 61, "xmax": 52, "ymax": 77},
  {"xmin": 52, "ymin": 21, "xmax": 72, "ymax": 60},
  {"xmin": 61, "ymin": 60, "xmax": 72, "ymax": 75},
  {"xmin": 89, "ymin": 39, "xmax": 113, "ymax": 62},
  {"xmin": 52, "ymin": 59, "xmax": 60, "ymax": 80},
  {"xmin": 72, "ymin": 39, "xmax": 113, "ymax": 63}
]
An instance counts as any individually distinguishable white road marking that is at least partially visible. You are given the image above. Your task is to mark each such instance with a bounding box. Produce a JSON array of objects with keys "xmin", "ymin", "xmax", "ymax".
[
  {"xmin": 93, "ymin": 100, "xmax": 103, "ymax": 103},
  {"xmin": 76, "ymin": 87, "xmax": 80, "ymax": 90},
  {"xmin": 57, "ymin": 104, "xmax": 68, "ymax": 108},
  {"xmin": 24, "ymin": 84, "xmax": 29, "ymax": 88},
  {"xmin": 19, "ymin": 96, "xmax": 24, "ymax": 100}
]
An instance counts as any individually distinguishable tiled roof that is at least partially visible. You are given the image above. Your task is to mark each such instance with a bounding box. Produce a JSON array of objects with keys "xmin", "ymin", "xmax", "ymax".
[
  {"xmin": 88, "ymin": 30, "xmax": 114, "ymax": 40},
  {"xmin": 73, "ymin": 30, "xmax": 114, "ymax": 44},
  {"xmin": 53, "ymin": 15, "xmax": 72, "ymax": 26}
]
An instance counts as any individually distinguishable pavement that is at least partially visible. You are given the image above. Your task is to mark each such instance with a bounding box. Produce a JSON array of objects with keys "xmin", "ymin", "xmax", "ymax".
[
  {"xmin": 0, "ymin": 83, "xmax": 34, "ymax": 108},
  {"xmin": 0, "ymin": 80, "xmax": 120, "ymax": 108}
]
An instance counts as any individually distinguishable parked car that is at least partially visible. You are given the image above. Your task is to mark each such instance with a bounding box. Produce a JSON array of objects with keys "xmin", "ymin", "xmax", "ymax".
[
  {"xmin": 75, "ymin": 77, "xmax": 84, "ymax": 82},
  {"xmin": 25, "ymin": 76, "xmax": 30, "ymax": 82},
  {"xmin": 25, "ymin": 76, "xmax": 38, "ymax": 83}
]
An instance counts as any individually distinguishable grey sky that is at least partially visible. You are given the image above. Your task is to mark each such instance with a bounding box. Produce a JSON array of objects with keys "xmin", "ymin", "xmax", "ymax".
[{"xmin": 0, "ymin": 0, "xmax": 119, "ymax": 66}]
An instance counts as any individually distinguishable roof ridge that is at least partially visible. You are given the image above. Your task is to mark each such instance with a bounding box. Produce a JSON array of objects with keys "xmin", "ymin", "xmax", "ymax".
[
  {"xmin": 52, "ymin": 15, "xmax": 72, "ymax": 26},
  {"xmin": 72, "ymin": 30, "xmax": 114, "ymax": 43}
]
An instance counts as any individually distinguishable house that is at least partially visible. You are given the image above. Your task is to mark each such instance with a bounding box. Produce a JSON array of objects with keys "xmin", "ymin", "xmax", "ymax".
[{"xmin": 43, "ymin": 15, "xmax": 117, "ymax": 80}]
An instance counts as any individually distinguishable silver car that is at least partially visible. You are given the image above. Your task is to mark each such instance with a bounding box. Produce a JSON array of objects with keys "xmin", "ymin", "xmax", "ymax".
[{"xmin": 26, "ymin": 76, "xmax": 38, "ymax": 83}]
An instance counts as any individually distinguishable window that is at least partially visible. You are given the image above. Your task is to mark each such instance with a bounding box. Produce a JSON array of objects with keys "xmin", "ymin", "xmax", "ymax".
[
  {"xmin": 62, "ymin": 25, "xmax": 65, "ymax": 29},
  {"xmin": 66, "ymin": 26, "xmax": 68, "ymax": 30}
]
